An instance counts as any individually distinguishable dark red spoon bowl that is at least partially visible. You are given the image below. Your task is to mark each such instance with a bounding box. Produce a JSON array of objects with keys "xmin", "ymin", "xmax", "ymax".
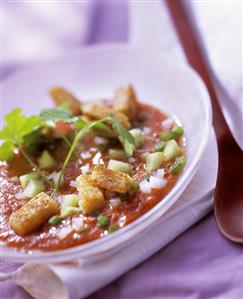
[
  {"xmin": 214, "ymin": 135, "xmax": 243, "ymax": 242},
  {"xmin": 166, "ymin": 0, "xmax": 243, "ymax": 243}
]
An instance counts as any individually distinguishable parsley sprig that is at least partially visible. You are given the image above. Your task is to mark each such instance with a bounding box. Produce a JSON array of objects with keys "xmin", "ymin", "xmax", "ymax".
[
  {"xmin": 0, "ymin": 108, "xmax": 44, "ymax": 161},
  {"xmin": 1, "ymin": 107, "xmax": 135, "ymax": 196}
]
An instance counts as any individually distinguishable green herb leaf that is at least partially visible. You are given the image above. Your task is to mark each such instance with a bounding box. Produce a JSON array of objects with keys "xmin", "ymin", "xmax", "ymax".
[
  {"xmin": 73, "ymin": 117, "xmax": 88, "ymax": 130},
  {"xmin": 108, "ymin": 114, "xmax": 135, "ymax": 157},
  {"xmin": 0, "ymin": 141, "xmax": 15, "ymax": 161},
  {"xmin": 40, "ymin": 107, "xmax": 73, "ymax": 122},
  {"xmin": 0, "ymin": 108, "xmax": 44, "ymax": 161},
  {"xmin": 0, "ymin": 108, "xmax": 43, "ymax": 145},
  {"xmin": 97, "ymin": 215, "xmax": 110, "ymax": 228}
]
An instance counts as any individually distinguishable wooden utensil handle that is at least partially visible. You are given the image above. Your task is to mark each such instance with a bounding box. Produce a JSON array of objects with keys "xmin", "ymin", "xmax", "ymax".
[{"xmin": 165, "ymin": 0, "xmax": 231, "ymax": 143}]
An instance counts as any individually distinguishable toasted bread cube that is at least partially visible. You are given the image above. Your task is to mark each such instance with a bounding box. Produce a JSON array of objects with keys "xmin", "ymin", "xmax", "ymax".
[
  {"xmin": 49, "ymin": 86, "xmax": 82, "ymax": 116},
  {"xmin": 113, "ymin": 84, "xmax": 139, "ymax": 122},
  {"xmin": 91, "ymin": 166, "xmax": 134, "ymax": 193},
  {"xmin": 81, "ymin": 102, "xmax": 131, "ymax": 129},
  {"xmin": 9, "ymin": 192, "xmax": 59, "ymax": 236},
  {"xmin": 76, "ymin": 174, "xmax": 105, "ymax": 214}
]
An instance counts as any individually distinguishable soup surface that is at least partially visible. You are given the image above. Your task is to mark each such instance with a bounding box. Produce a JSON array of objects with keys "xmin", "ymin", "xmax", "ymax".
[{"xmin": 0, "ymin": 85, "xmax": 185, "ymax": 251}]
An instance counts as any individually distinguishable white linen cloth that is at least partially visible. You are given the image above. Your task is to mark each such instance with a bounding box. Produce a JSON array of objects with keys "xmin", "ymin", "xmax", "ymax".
[
  {"xmin": 1, "ymin": 1, "xmax": 241, "ymax": 298},
  {"xmin": 186, "ymin": 0, "xmax": 243, "ymax": 149}
]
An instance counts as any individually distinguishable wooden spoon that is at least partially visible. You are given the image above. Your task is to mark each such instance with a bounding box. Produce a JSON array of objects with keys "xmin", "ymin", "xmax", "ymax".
[{"xmin": 166, "ymin": 0, "xmax": 243, "ymax": 242}]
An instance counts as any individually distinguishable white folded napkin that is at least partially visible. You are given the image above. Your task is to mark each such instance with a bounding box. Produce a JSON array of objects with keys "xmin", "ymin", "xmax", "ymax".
[
  {"xmin": 186, "ymin": 0, "xmax": 243, "ymax": 149},
  {"xmin": 4, "ymin": 130, "xmax": 217, "ymax": 299}
]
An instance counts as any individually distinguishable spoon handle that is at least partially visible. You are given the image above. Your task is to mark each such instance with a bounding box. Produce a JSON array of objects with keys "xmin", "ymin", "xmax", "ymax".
[{"xmin": 165, "ymin": 0, "xmax": 233, "ymax": 145}]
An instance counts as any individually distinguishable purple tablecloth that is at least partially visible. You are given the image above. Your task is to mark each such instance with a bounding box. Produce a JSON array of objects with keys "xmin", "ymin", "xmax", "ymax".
[{"xmin": 1, "ymin": 2, "xmax": 242, "ymax": 299}]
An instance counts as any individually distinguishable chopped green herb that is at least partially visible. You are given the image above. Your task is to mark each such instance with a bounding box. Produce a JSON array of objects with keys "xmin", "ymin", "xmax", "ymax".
[
  {"xmin": 97, "ymin": 215, "xmax": 109, "ymax": 228},
  {"xmin": 48, "ymin": 215, "xmax": 61, "ymax": 226},
  {"xmin": 108, "ymin": 224, "xmax": 117, "ymax": 234},
  {"xmin": 170, "ymin": 156, "xmax": 186, "ymax": 174}
]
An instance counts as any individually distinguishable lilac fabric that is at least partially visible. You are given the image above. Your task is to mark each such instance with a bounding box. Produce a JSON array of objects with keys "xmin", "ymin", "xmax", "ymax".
[{"xmin": 1, "ymin": 2, "xmax": 243, "ymax": 299}]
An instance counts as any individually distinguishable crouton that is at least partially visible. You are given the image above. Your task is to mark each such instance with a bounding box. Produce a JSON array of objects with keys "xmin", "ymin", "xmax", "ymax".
[
  {"xmin": 81, "ymin": 102, "xmax": 131, "ymax": 129},
  {"xmin": 91, "ymin": 166, "xmax": 134, "ymax": 193},
  {"xmin": 76, "ymin": 174, "xmax": 105, "ymax": 214},
  {"xmin": 49, "ymin": 86, "xmax": 82, "ymax": 116},
  {"xmin": 113, "ymin": 84, "xmax": 139, "ymax": 122},
  {"xmin": 9, "ymin": 192, "xmax": 59, "ymax": 236}
]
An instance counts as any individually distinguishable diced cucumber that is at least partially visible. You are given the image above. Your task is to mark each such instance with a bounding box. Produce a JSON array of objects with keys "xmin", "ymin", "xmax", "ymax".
[
  {"xmin": 60, "ymin": 194, "xmax": 80, "ymax": 218},
  {"xmin": 154, "ymin": 141, "xmax": 166, "ymax": 152},
  {"xmin": 38, "ymin": 150, "xmax": 56, "ymax": 169},
  {"xmin": 108, "ymin": 149, "xmax": 127, "ymax": 160},
  {"xmin": 108, "ymin": 159, "xmax": 133, "ymax": 175},
  {"xmin": 21, "ymin": 179, "xmax": 45, "ymax": 199},
  {"xmin": 172, "ymin": 125, "xmax": 184, "ymax": 138},
  {"xmin": 170, "ymin": 156, "xmax": 186, "ymax": 174},
  {"xmin": 163, "ymin": 140, "xmax": 181, "ymax": 161},
  {"xmin": 60, "ymin": 206, "xmax": 80, "ymax": 218},
  {"xmin": 146, "ymin": 152, "xmax": 164, "ymax": 172},
  {"xmin": 19, "ymin": 172, "xmax": 40, "ymax": 188},
  {"xmin": 129, "ymin": 129, "xmax": 145, "ymax": 148},
  {"xmin": 160, "ymin": 131, "xmax": 174, "ymax": 141},
  {"xmin": 160, "ymin": 124, "xmax": 184, "ymax": 141},
  {"xmin": 61, "ymin": 194, "xmax": 79, "ymax": 208}
]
